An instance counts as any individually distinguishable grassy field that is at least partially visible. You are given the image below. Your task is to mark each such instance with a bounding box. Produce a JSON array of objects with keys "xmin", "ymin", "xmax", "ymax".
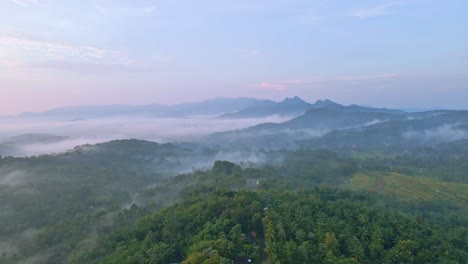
[{"xmin": 348, "ymin": 172, "xmax": 468, "ymax": 205}]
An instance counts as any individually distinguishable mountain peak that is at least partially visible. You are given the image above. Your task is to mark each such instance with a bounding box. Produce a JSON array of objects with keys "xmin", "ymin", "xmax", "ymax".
[
  {"xmin": 281, "ymin": 96, "xmax": 308, "ymax": 104},
  {"xmin": 313, "ymin": 99, "xmax": 341, "ymax": 108}
]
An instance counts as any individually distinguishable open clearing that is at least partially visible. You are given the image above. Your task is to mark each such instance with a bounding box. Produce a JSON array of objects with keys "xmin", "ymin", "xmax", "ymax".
[{"xmin": 348, "ymin": 172, "xmax": 468, "ymax": 205}]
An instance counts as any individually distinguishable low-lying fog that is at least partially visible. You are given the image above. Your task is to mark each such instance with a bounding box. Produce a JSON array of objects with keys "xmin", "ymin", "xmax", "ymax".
[
  {"xmin": 0, "ymin": 116, "xmax": 292, "ymax": 156},
  {"xmin": 403, "ymin": 125, "xmax": 468, "ymax": 144}
]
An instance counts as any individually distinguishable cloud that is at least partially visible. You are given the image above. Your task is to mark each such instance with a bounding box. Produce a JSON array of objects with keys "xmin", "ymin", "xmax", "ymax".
[
  {"xmin": 29, "ymin": 60, "xmax": 142, "ymax": 74},
  {"xmin": 0, "ymin": 36, "xmax": 174, "ymax": 74},
  {"xmin": 95, "ymin": 4, "xmax": 156, "ymax": 16},
  {"xmin": 0, "ymin": 170, "xmax": 27, "ymax": 187},
  {"xmin": 259, "ymin": 82, "xmax": 288, "ymax": 91},
  {"xmin": 0, "ymin": 32, "xmax": 131, "ymax": 65},
  {"xmin": 16, "ymin": 138, "xmax": 106, "ymax": 156},
  {"xmin": 10, "ymin": 0, "xmax": 37, "ymax": 7},
  {"xmin": 350, "ymin": 2, "xmax": 399, "ymax": 18},
  {"xmin": 402, "ymin": 125, "xmax": 468, "ymax": 144},
  {"xmin": 0, "ymin": 115, "xmax": 293, "ymax": 156}
]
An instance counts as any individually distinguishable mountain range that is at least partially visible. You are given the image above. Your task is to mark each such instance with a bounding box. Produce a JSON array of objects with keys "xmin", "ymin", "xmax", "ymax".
[
  {"xmin": 12, "ymin": 96, "xmax": 404, "ymax": 120},
  {"xmin": 15, "ymin": 97, "xmax": 264, "ymax": 120},
  {"xmin": 207, "ymin": 105, "xmax": 468, "ymax": 151},
  {"xmin": 3, "ymin": 97, "xmax": 468, "ymax": 156}
]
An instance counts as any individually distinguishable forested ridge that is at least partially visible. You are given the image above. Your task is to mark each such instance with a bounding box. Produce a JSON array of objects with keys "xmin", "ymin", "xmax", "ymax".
[
  {"xmin": 1, "ymin": 142, "xmax": 467, "ymax": 264},
  {"xmin": 70, "ymin": 161, "xmax": 468, "ymax": 264}
]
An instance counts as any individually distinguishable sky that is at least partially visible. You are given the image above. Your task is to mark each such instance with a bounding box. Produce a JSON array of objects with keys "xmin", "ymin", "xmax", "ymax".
[{"xmin": 0, "ymin": 0, "xmax": 467, "ymax": 115}]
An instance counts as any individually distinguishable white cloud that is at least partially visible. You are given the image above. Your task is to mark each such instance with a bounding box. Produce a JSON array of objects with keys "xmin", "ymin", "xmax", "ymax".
[
  {"xmin": 403, "ymin": 125, "xmax": 468, "ymax": 143},
  {"xmin": 0, "ymin": 115, "xmax": 293, "ymax": 156},
  {"xmin": 350, "ymin": 2, "xmax": 399, "ymax": 18},
  {"xmin": 259, "ymin": 82, "xmax": 289, "ymax": 91},
  {"xmin": 95, "ymin": 4, "xmax": 156, "ymax": 16},
  {"xmin": 0, "ymin": 32, "xmax": 131, "ymax": 65},
  {"xmin": 10, "ymin": 0, "xmax": 37, "ymax": 7}
]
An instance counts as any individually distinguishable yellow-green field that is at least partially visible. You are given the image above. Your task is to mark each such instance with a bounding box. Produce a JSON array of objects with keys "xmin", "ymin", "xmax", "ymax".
[{"xmin": 348, "ymin": 172, "xmax": 468, "ymax": 205}]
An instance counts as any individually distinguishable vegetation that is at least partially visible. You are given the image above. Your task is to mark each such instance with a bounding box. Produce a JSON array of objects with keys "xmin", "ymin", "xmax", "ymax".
[
  {"xmin": 0, "ymin": 138, "xmax": 467, "ymax": 263},
  {"xmin": 72, "ymin": 162, "xmax": 468, "ymax": 264},
  {"xmin": 348, "ymin": 172, "xmax": 468, "ymax": 204}
]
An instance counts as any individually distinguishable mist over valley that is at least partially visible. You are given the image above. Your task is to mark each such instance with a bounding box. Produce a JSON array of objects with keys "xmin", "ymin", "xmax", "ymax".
[
  {"xmin": 2, "ymin": 97, "xmax": 468, "ymax": 264},
  {"xmin": 2, "ymin": 0, "xmax": 468, "ymax": 263}
]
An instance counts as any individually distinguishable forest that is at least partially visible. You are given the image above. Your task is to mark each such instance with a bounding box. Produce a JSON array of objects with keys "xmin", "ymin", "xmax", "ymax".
[
  {"xmin": 1, "ymin": 143, "xmax": 467, "ymax": 264},
  {"xmin": 71, "ymin": 160, "xmax": 467, "ymax": 264}
]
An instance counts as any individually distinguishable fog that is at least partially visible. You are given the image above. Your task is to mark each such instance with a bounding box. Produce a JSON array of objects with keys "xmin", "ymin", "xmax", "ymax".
[
  {"xmin": 0, "ymin": 170, "xmax": 27, "ymax": 187},
  {"xmin": 403, "ymin": 125, "xmax": 468, "ymax": 144},
  {"xmin": 0, "ymin": 115, "xmax": 292, "ymax": 156},
  {"xmin": 361, "ymin": 119, "xmax": 386, "ymax": 127},
  {"xmin": 0, "ymin": 240, "xmax": 18, "ymax": 259},
  {"xmin": 174, "ymin": 150, "xmax": 279, "ymax": 174}
]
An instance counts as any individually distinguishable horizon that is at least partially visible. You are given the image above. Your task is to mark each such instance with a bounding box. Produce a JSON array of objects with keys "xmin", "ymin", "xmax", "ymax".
[
  {"xmin": 1, "ymin": 0, "xmax": 468, "ymax": 115},
  {"xmin": 2, "ymin": 96, "xmax": 466, "ymax": 117}
]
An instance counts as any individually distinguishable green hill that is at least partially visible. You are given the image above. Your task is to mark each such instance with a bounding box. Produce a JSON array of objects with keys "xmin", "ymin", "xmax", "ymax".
[
  {"xmin": 71, "ymin": 167, "xmax": 468, "ymax": 264},
  {"xmin": 348, "ymin": 172, "xmax": 468, "ymax": 205}
]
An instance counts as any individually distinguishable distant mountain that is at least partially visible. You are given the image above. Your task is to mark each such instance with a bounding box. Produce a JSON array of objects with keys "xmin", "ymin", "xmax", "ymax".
[
  {"xmin": 312, "ymin": 99, "xmax": 404, "ymax": 114},
  {"xmin": 219, "ymin": 97, "xmax": 403, "ymax": 119},
  {"xmin": 14, "ymin": 97, "xmax": 406, "ymax": 120},
  {"xmin": 18, "ymin": 104, "xmax": 165, "ymax": 119},
  {"xmin": 162, "ymin": 97, "xmax": 272, "ymax": 117},
  {"xmin": 208, "ymin": 108, "xmax": 468, "ymax": 151},
  {"xmin": 277, "ymin": 108, "xmax": 405, "ymax": 130},
  {"xmin": 219, "ymin": 96, "xmax": 311, "ymax": 118},
  {"xmin": 298, "ymin": 110, "xmax": 468, "ymax": 151},
  {"xmin": 398, "ymin": 107, "xmax": 445, "ymax": 112},
  {"xmin": 2, "ymin": 133, "xmax": 69, "ymax": 145},
  {"xmin": 16, "ymin": 97, "xmax": 267, "ymax": 120},
  {"xmin": 208, "ymin": 108, "xmax": 408, "ymax": 150}
]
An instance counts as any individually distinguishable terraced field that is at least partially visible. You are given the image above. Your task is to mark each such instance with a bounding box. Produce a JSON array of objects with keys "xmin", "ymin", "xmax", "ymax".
[{"xmin": 348, "ymin": 172, "xmax": 468, "ymax": 205}]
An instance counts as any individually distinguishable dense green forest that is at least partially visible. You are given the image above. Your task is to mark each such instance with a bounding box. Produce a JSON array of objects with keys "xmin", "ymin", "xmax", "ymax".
[
  {"xmin": 71, "ymin": 161, "xmax": 467, "ymax": 264},
  {"xmin": 1, "ymin": 140, "xmax": 467, "ymax": 263}
]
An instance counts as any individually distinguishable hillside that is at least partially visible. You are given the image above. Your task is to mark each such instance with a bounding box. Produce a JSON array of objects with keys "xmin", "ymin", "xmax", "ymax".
[
  {"xmin": 300, "ymin": 110, "xmax": 468, "ymax": 151},
  {"xmin": 1, "ymin": 139, "xmax": 467, "ymax": 264},
  {"xmin": 208, "ymin": 108, "xmax": 407, "ymax": 150},
  {"xmin": 348, "ymin": 172, "xmax": 468, "ymax": 205},
  {"xmin": 71, "ymin": 163, "xmax": 468, "ymax": 264}
]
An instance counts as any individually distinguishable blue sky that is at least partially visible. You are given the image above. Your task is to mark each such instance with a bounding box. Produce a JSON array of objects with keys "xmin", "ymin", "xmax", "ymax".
[{"xmin": 0, "ymin": 0, "xmax": 467, "ymax": 114}]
